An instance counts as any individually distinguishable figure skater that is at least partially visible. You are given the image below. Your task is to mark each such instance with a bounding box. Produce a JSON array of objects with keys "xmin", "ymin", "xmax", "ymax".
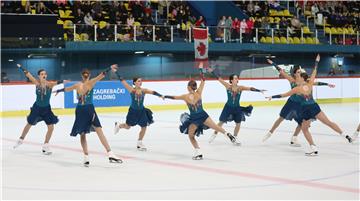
[
  {"xmin": 263, "ymin": 56, "xmax": 335, "ymax": 147},
  {"xmin": 267, "ymin": 55, "xmax": 353, "ymax": 156},
  {"xmin": 163, "ymin": 70, "xmax": 240, "ymax": 160},
  {"xmin": 13, "ymin": 64, "xmax": 65, "ymax": 155},
  {"xmin": 54, "ymin": 65, "xmax": 122, "ymax": 166},
  {"xmin": 207, "ymin": 67, "xmax": 266, "ymax": 144},
  {"xmin": 112, "ymin": 66, "xmax": 165, "ymax": 151}
]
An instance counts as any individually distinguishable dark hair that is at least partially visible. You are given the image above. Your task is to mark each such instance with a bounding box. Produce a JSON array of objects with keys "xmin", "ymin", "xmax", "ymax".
[
  {"xmin": 291, "ymin": 65, "xmax": 301, "ymax": 77},
  {"xmin": 37, "ymin": 69, "xmax": 45, "ymax": 75},
  {"xmin": 187, "ymin": 80, "xmax": 197, "ymax": 90},
  {"xmin": 229, "ymin": 74, "xmax": 237, "ymax": 84},
  {"xmin": 300, "ymin": 72, "xmax": 309, "ymax": 81},
  {"xmin": 81, "ymin": 68, "xmax": 90, "ymax": 79},
  {"xmin": 133, "ymin": 77, "xmax": 140, "ymax": 85},
  {"xmin": 81, "ymin": 68, "xmax": 90, "ymax": 74}
]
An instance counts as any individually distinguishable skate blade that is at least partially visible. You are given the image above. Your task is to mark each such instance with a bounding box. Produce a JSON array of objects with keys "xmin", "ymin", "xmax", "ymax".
[
  {"xmin": 305, "ymin": 151, "xmax": 318, "ymax": 156},
  {"xmin": 109, "ymin": 157, "xmax": 123, "ymax": 163},
  {"xmin": 83, "ymin": 162, "xmax": 90, "ymax": 167},
  {"xmin": 42, "ymin": 150, "xmax": 52, "ymax": 155},
  {"xmin": 137, "ymin": 147, "xmax": 147, "ymax": 151},
  {"xmin": 290, "ymin": 143, "xmax": 301, "ymax": 147},
  {"xmin": 192, "ymin": 155, "xmax": 203, "ymax": 160}
]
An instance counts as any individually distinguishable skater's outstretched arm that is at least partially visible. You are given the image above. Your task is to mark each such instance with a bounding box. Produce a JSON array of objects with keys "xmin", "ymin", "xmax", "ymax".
[
  {"xmin": 53, "ymin": 83, "xmax": 79, "ymax": 95},
  {"xmin": 267, "ymin": 59, "xmax": 295, "ymax": 83},
  {"xmin": 17, "ymin": 64, "xmax": 38, "ymax": 85},
  {"xmin": 208, "ymin": 67, "xmax": 230, "ymax": 88},
  {"xmin": 113, "ymin": 68, "xmax": 134, "ymax": 93},
  {"xmin": 196, "ymin": 78, "xmax": 205, "ymax": 96},
  {"xmin": 314, "ymin": 81, "xmax": 335, "ymax": 88},
  {"xmin": 48, "ymin": 79, "xmax": 70, "ymax": 88},
  {"xmin": 266, "ymin": 87, "xmax": 299, "ymax": 100},
  {"xmin": 89, "ymin": 64, "xmax": 117, "ymax": 86},
  {"xmin": 239, "ymin": 85, "xmax": 266, "ymax": 93},
  {"xmin": 143, "ymin": 89, "xmax": 165, "ymax": 99},
  {"xmin": 309, "ymin": 54, "xmax": 320, "ymax": 85},
  {"xmin": 164, "ymin": 94, "xmax": 186, "ymax": 101}
]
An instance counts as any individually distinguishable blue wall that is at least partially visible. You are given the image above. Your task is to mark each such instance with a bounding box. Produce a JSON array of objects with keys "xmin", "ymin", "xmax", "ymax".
[
  {"xmin": 2, "ymin": 51, "xmax": 359, "ymax": 81},
  {"xmin": 2, "ymin": 42, "xmax": 359, "ymax": 81}
]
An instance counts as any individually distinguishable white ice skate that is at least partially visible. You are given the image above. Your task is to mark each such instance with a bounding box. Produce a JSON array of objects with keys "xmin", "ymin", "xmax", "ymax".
[
  {"xmin": 13, "ymin": 139, "xmax": 23, "ymax": 149},
  {"xmin": 290, "ymin": 136, "xmax": 301, "ymax": 147},
  {"xmin": 227, "ymin": 133, "xmax": 241, "ymax": 146},
  {"xmin": 83, "ymin": 155, "xmax": 90, "ymax": 167},
  {"xmin": 42, "ymin": 143, "xmax": 52, "ymax": 155},
  {"xmin": 262, "ymin": 132, "xmax": 272, "ymax": 142},
  {"xmin": 137, "ymin": 141, "xmax": 147, "ymax": 151},
  {"xmin": 108, "ymin": 151, "xmax": 123, "ymax": 163},
  {"xmin": 192, "ymin": 149, "xmax": 203, "ymax": 160},
  {"xmin": 305, "ymin": 145, "xmax": 318, "ymax": 156}
]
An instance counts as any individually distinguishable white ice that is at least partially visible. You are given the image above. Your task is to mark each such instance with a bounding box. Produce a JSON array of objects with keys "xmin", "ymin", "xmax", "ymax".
[{"xmin": 2, "ymin": 103, "xmax": 359, "ymax": 200}]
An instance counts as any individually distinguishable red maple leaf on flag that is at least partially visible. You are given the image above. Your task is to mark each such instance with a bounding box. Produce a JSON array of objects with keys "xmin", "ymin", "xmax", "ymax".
[{"xmin": 196, "ymin": 42, "xmax": 206, "ymax": 56}]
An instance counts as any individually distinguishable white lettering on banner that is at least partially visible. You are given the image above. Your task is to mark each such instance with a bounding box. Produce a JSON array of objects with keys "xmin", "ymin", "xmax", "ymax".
[
  {"xmin": 93, "ymin": 94, "xmax": 116, "ymax": 100},
  {"xmin": 93, "ymin": 88, "xmax": 125, "ymax": 94}
]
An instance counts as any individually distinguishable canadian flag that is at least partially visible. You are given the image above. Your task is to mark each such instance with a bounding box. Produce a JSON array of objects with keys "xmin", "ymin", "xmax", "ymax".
[{"xmin": 193, "ymin": 27, "xmax": 209, "ymax": 69}]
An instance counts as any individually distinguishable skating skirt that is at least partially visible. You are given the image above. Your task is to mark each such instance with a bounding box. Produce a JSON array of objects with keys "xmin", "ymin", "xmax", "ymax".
[
  {"xmin": 70, "ymin": 104, "xmax": 101, "ymax": 137},
  {"xmin": 126, "ymin": 107, "xmax": 154, "ymax": 127},
  {"xmin": 280, "ymin": 98, "xmax": 302, "ymax": 124},
  {"xmin": 300, "ymin": 103, "xmax": 321, "ymax": 122},
  {"xmin": 179, "ymin": 111, "xmax": 209, "ymax": 137},
  {"xmin": 219, "ymin": 104, "xmax": 253, "ymax": 123},
  {"xmin": 27, "ymin": 103, "xmax": 59, "ymax": 125}
]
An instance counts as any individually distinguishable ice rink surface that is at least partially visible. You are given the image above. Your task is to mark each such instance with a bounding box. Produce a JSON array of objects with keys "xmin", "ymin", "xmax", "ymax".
[{"xmin": 2, "ymin": 103, "xmax": 359, "ymax": 200}]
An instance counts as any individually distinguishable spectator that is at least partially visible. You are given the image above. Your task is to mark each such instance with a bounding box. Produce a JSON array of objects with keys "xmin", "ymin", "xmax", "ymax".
[
  {"xmin": 36, "ymin": 1, "xmax": 49, "ymax": 14},
  {"xmin": 94, "ymin": 12, "xmax": 104, "ymax": 22},
  {"xmin": 217, "ymin": 16, "xmax": 226, "ymax": 39},
  {"xmin": 225, "ymin": 16, "xmax": 233, "ymax": 42},
  {"xmin": 91, "ymin": 1, "xmax": 102, "ymax": 17},
  {"xmin": 195, "ymin": 16, "xmax": 205, "ymax": 28},
  {"xmin": 98, "ymin": 23, "xmax": 114, "ymax": 41},
  {"xmin": 74, "ymin": 8, "xmax": 84, "ymax": 24},
  {"xmin": 279, "ymin": 17, "xmax": 288, "ymax": 35},
  {"xmin": 84, "ymin": 12, "xmax": 94, "ymax": 36},
  {"xmin": 247, "ymin": 1, "xmax": 255, "ymax": 17},
  {"xmin": 115, "ymin": 11, "xmax": 123, "ymax": 25},
  {"xmin": 311, "ymin": 3, "xmax": 319, "ymax": 17},
  {"xmin": 108, "ymin": 1, "xmax": 118, "ymax": 24},
  {"xmin": 144, "ymin": 3, "xmax": 152, "ymax": 16},
  {"xmin": 84, "ymin": 12, "xmax": 94, "ymax": 26},
  {"xmin": 127, "ymin": 13, "xmax": 135, "ymax": 27},
  {"xmin": 246, "ymin": 17, "xmax": 255, "ymax": 42},
  {"xmin": 158, "ymin": 22, "xmax": 171, "ymax": 42},
  {"xmin": 143, "ymin": 12, "xmax": 154, "ymax": 25},
  {"xmin": 261, "ymin": 17, "xmax": 270, "ymax": 35},
  {"xmin": 231, "ymin": 17, "xmax": 240, "ymax": 41},
  {"xmin": 132, "ymin": 1, "xmax": 144, "ymax": 20},
  {"xmin": 24, "ymin": 1, "xmax": 32, "ymax": 14},
  {"xmin": 240, "ymin": 19, "xmax": 248, "ymax": 34},
  {"xmin": 254, "ymin": 2, "xmax": 261, "ymax": 14}
]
